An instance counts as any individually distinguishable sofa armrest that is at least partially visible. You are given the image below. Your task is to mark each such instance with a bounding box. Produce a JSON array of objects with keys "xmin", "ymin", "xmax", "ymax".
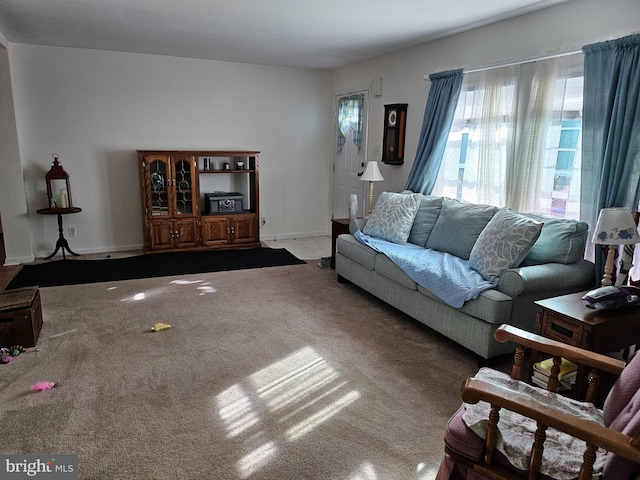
[
  {"xmin": 497, "ymin": 259, "xmax": 594, "ymax": 298},
  {"xmin": 349, "ymin": 218, "xmax": 367, "ymax": 234}
]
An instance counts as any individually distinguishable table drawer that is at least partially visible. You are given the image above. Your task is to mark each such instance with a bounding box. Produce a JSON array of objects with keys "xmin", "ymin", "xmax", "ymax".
[{"xmin": 541, "ymin": 312, "xmax": 583, "ymax": 347}]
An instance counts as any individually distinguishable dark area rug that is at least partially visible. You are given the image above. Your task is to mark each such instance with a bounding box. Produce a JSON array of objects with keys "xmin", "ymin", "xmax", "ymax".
[{"xmin": 6, "ymin": 248, "xmax": 306, "ymax": 289}]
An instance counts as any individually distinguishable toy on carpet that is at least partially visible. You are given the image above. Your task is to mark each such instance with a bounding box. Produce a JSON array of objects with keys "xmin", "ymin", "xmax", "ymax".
[
  {"xmin": 1, "ymin": 345, "xmax": 39, "ymax": 364},
  {"xmin": 151, "ymin": 322, "xmax": 171, "ymax": 332},
  {"xmin": 31, "ymin": 381, "xmax": 58, "ymax": 392}
]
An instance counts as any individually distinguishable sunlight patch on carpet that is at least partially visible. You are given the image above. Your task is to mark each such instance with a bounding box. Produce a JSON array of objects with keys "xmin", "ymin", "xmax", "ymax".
[
  {"xmin": 278, "ymin": 380, "xmax": 349, "ymax": 423},
  {"xmin": 237, "ymin": 441, "xmax": 278, "ymax": 479},
  {"xmin": 285, "ymin": 389, "xmax": 361, "ymax": 441},
  {"xmin": 214, "ymin": 345, "xmax": 361, "ymax": 477},
  {"xmin": 118, "ymin": 279, "xmax": 219, "ymax": 302},
  {"xmin": 346, "ymin": 461, "xmax": 378, "ymax": 480},
  {"xmin": 252, "ymin": 350, "xmax": 339, "ymax": 413},
  {"xmin": 217, "ymin": 384, "xmax": 261, "ymax": 438},
  {"xmin": 416, "ymin": 463, "xmax": 439, "ymax": 480}
]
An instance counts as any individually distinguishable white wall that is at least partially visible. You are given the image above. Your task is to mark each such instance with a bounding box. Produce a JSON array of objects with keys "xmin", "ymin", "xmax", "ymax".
[
  {"xmin": 3, "ymin": 45, "xmax": 333, "ymax": 262},
  {"xmin": 331, "ymin": 0, "xmax": 640, "ymax": 196}
]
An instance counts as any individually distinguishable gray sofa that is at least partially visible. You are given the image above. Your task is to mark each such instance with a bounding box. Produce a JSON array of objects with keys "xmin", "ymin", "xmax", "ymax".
[{"xmin": 335, "ymin": 193, "xmax": 595, "ymax": 361}]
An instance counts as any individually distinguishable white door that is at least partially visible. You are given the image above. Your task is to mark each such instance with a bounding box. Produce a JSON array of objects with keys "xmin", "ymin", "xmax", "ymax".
[{"xmin": 333, "ymin": 90, "xmax": 369, "ymax": 219}]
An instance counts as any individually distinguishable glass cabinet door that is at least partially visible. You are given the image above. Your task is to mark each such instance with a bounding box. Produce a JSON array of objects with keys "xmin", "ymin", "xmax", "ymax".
[
  {"xmin": 171, "ymin": 156, "xmax": 197, "ymax": 216},
  {"xmin": 146, "ymin": 156, "xmax": 169, "ymax": 216}
]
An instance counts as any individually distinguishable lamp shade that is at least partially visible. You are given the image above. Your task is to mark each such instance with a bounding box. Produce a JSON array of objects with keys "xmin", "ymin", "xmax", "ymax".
[
  {"xmin": 592, "ymin": 207, "xmax": 640, "ymax": 245},
  {"xmin": 360, "ymin": 161, "xmax": 384, "ymax": 182}
]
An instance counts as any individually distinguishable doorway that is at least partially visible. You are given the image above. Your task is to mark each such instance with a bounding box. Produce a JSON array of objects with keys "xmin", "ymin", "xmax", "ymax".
[{"xmin": 332, "ymin": 90, "xmax": 369, "ymax": 219}]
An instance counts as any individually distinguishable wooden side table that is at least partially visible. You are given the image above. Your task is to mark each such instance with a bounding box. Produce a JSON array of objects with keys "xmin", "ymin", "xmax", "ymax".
[
  {"xmin": 36, "ymin": 207, "xmax": 82, "ymax": 259},
  {"xmin": 331, "ymin": 218, "xmax": 350, "ymax": 269},
  {"xmin": 534, "ymin": 291, "xmax": 640, "ymax": 398}
]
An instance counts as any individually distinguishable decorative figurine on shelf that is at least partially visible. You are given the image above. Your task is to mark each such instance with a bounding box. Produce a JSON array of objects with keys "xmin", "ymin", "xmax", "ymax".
[{"xmin": 45, "ymin": 153, "xmax": 73, "ymax": 210}]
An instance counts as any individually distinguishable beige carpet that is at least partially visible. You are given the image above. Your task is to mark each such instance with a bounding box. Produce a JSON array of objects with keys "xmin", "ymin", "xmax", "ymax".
[{"xmin": 0, "ymin": 262, "xmax": 482, "ymax": 479}]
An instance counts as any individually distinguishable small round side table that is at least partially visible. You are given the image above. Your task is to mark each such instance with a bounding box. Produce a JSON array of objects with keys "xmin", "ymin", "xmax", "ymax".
[{"xmin": 36, "ymin": 207, "xmax": 82, "ymax": 260}]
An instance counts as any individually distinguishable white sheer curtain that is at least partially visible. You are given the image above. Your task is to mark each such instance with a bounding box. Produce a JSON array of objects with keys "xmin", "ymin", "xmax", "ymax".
[
  {"xmin": 433, "ymin": 65, "xmax": 519, "ymax": 206},
  {"xmin": 507, "ymin": 54, "xmax": 582, "ymax": 218},
  {"xmin": 434, "ymin": 53, "xmax": 583, "ymax": 219},
  {"xmin": 476, "ymin": 67, "xmax": 519, "ymax": 205}
]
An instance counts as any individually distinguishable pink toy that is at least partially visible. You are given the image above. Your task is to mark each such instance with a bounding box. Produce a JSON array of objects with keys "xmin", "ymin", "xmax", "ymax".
[{"xmin": 31, "ymin": 381, "xmax": 57, "ymax": 392}]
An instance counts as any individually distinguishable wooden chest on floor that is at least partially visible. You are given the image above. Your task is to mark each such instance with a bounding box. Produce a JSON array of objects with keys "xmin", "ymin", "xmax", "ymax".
[{"xmin": 0, "ymin": 286, "xmax": 43, "ymax": 348}]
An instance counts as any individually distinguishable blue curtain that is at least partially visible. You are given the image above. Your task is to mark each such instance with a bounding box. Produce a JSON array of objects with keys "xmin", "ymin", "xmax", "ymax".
[
  {"xmin": 405, "ymin": 69, "xmax": 463, "ymax": 194},
  {"xmin": 582, "ymin": 34, "xmax": 640, "ymax": 282}
]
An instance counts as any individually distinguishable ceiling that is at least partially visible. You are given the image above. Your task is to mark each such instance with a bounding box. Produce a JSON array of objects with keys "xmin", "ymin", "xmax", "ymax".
[{"xmin": 0, "ymin": 0, "xmax": 569, "ymax": 69}]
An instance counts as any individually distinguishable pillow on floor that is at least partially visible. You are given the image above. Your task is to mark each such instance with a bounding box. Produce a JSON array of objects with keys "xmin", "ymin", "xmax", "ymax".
[
  {"xmin": 470, "ymin": 208, "xmax": 543, "ymax": 281},
  {"xmin": 362, "ymin": 191, "xmax": 421, "ymax": 244}
]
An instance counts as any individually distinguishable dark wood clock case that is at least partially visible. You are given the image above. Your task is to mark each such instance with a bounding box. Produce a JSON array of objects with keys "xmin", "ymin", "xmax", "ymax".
[{"xmin": 382, "ymin": 103, "xmax": 408, "ymax": 165}]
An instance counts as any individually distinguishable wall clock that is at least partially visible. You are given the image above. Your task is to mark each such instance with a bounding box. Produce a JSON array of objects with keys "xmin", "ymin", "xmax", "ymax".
[{"xmin": 382, "ymin": 104, "xmax": 408, "ymax": 165}]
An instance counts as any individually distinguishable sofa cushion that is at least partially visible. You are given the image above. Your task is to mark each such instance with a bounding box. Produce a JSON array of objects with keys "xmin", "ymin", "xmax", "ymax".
[
  {"xmin": 470, "ymin": 208, "xmax": 543, "ymax": 281},
  {"xmin": 417, "ymin": 284, "xmax": 513, "ymax": 324},
  {"xmin": 374, "ymin": 255, "xmax": 418, "ymax": 290},
  {"xmin": 407, "ymin": 194, "xmax": 443, "ymax": 247},
  {"xmin": 425, "ymin": 198, "xmax": 498, "ymax": 259},
  {"xmin": 336, "ymin": 234, "xmax": 377, "ymax": 270},
  {"xmin": 521, "ymin": 214, "xmax": 588, "ymax": 265},
  {"xmin": 362, "ymin": 191, "xmax": 421, "ymax": 244}
]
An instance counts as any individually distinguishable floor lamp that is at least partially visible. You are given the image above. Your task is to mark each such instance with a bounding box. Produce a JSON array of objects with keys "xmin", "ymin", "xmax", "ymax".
[
  {"xmin": 592, "ymin": 207, "xmax": 640, "ymax": 287},
  {"xmin": 360, "ymin": 161, "xmax": 384, "ymax": 216}
]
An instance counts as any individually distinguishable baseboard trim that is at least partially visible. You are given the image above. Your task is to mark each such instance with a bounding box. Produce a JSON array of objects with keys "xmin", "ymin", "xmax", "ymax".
[{"xmin": 260, "ymin": 231, "xmax": 328, "ymax": 241}]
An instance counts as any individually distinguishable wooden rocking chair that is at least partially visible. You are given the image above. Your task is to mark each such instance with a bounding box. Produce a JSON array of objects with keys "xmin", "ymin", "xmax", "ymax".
[{"xmin": 437, "ymin": 324, "xmax": 640, "ymax": 480}]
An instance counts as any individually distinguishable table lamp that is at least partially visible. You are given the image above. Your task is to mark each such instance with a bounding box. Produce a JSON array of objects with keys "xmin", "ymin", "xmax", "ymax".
[
  {"xmin": 592, "ymin": 207, "xmax": 640, "ymax": 286},
  {"xmin": 360, "ymin": 161, "xmax": 384, "ymax": 216}
]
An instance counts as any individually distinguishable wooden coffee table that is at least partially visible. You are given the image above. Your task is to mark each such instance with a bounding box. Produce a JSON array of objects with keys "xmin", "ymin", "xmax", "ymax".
[{"xmin": 534, "ymin": 290, "xmax": 640, "ymax": 398}]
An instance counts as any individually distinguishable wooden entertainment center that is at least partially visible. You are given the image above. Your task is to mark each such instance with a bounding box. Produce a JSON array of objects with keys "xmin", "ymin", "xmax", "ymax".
[{"xmin": 138, "ymin": 150, "xmax": 260, "ymax": 253}]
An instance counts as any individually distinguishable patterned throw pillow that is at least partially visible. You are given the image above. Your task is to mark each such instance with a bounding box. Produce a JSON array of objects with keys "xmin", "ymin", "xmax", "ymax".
[
  {"xmin": 362, "ymin": 192, "xmax": 421, "ymax": 244},
  {"xmin": 469, "ymin": 208, "xmax": 543, "ymax": 281}
]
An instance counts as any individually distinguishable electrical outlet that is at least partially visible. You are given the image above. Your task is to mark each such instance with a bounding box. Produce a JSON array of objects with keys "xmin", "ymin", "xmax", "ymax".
[
  {"xmin": 68, "ymin": 226, "xmax": 77, "ymax": 237},
  {"xmin": 373, "ymin": 145, "xmax": 381, "ymax": 157},
  {"xmin": 261, "ymin": 216, "xmax": 266, "ymax": 226}
]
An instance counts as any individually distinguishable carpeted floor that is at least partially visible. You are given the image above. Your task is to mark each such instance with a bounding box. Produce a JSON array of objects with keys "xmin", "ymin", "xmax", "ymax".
[
  {"xmin": 6, "ymin": 248, "xmax": 306, "ymax": 289},
  {"xmin": 0, "ymin": 262, "xmax": 482, "ymax": 479}
]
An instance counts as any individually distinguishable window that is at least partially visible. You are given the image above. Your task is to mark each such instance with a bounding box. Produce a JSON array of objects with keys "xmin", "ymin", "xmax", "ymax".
[
  {"xmin": 432, "ymin": 54, "xmax": 584, "ymax": 219},
  {"xmin": 336, "ymin": 94, "xmax": 364, "ymax": 153}
]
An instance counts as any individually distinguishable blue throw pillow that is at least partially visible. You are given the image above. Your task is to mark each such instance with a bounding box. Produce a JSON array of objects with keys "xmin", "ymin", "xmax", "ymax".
[
  {"xmin": 406, "ymin": 194, "xmax": 443, "ymax": 247},
  {"xmin": 425, "ymin": 198, "xmax": 498, "ymax": 259},
  {"xmin": 521, "ymin": 214, "xmax": 589, "ymax": 265}
]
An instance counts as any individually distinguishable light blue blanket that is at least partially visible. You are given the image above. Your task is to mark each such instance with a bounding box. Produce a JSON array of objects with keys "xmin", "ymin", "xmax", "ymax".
[{"xmin": 354, "ymin": 230, "xmax": 496, "ymax": 308}]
